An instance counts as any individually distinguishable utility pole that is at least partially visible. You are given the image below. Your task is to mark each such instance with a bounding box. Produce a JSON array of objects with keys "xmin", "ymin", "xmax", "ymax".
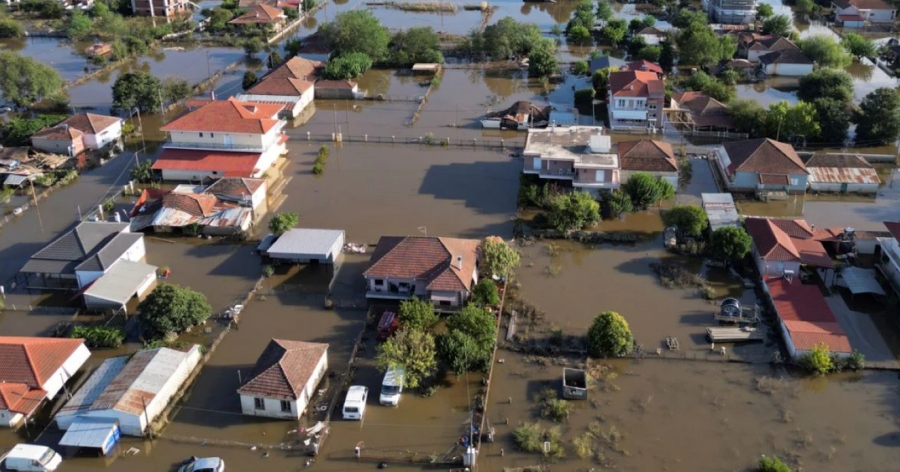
[
  {"xmin": 333, "ymin": 104, "xmax": 338, "ymax": 138},
  {"xmin": 346, "ymin": 107, "xmax": 351, "ymax": 139},
  {"xmin": 30, "ymin": 181, "xmax": 44, "ymax": 236},
  {"xmin": 134, "ymin": 107, "xmax": 146, "ymax": 150}
]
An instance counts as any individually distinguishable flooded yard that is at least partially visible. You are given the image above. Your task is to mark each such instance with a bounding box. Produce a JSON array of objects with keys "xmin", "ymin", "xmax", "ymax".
[{"xmin": 0, "ymin": 37, "xmax": 92, "ymax": 83}]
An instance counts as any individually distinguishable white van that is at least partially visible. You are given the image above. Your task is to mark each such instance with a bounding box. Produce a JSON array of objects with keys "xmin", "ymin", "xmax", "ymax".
[
  {"xmin": 342, "ymin": 385, "xmax": 368, "ymax": 420},
  {"xmin": 3, "ymin": 444, "xmax": 62, "ymax": 472},
  {"xmin": 379, "ymin": 367, "xmax": 405, "ymax": 406}
]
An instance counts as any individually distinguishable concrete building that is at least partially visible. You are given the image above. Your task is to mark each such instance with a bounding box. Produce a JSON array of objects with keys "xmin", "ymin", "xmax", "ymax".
[
  {"xmin": 364, "ymin": 236, "xmax": 480, "ymax": 309},
  {"xmin": 522, "ymin": 126, "xmax": 620, "ymax": 195},
  {"xmin": 758, "ymin": 49, "xmax": 815, "ymax": 77},
  {"xmin": 0, "ymin": 337, "xmax": 90, "ymax": 428},
  {"xmin": 607, "ymin": 70, "xmax": 664, "ymax": 131},
  {"xmin": 131, "ymin": 0, "xmax": 189, "ymax": 16},
  {"xmin": 707, "ymin": 0, "xmax": 756, "ymax": 24},
  {"xmin": 745, "ymin": 217, "xmax": 834, "ymax": 278},
  {"xmin": 714, "ymin": 138, "xmax": 809, "ymax": 194},
  {"xmin": 56, "ymin": 345, "xmax": 202, "ymax": 436},
  {"xmin": 153, "ymin": 98, "xmax": 288, "ymax": 182},
  {"xmin": 832, "ymin": 0, "xmax": 896, "ymax": 24},
  {"xmin": 805, "ymin": 154, "xmax": 881, "ymax": 194},
  {"xmin": 877, "ymin": 222, "xmax": 900, "ymax": 296},
  {"xmin": 237, "ymin": 339, "xmax": 329, "ymax": 420},
  {"xmin": 265, "ymin": 228, "xmax": 345, "ymax": 264},
  {"xmin": 237, "ymin": 57, "xmax": 324, "ymax": 119}
]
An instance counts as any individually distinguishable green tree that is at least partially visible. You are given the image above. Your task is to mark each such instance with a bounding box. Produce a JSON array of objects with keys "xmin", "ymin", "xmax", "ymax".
[
  {"xmin": 600, "ymin": 18, "xmax": 627, "ymax": 47},
  {"xmin": 268, "ymin": 211, "xmax": 299, "ymax": 235},
  {"xmin": 719, "ymin": 68, "xmax": 740, "ymax": 85},
  {"xmin": 627, "ymin": 35, "xmax": 647, "ymax": 57},
  {"xmin": 67, "ymin": 10, "xmax": 94, "ymax": 41},
  {"xmin": 397, "ymin": 298, "xmax": 438, "ymax": 331},
  {"xmin": 592, "ymin": 67, "xmax": 612, "ymax": 95},
  {"xmin": 161, "ymin": 77, "xmax": 192, "ymax": 104},
  {"xmin": 547, "ymin": 191, "xmax": 601, "ymax": 232},
  {"xmin": 303, "ymin": 0, "xmax": 316, "ymax": 10},
  {"xmin": 800, "ymin": 35, "xmax": 852, "ymax": 68},
  {"xmin": 841, "ymin": 32, "xmax": 876, "ymax": 60},
  {"xmin": 0, "ymin": 18, "xmax": 25, "ymax": 38},
  {"xmin": 242, "ymin": 37, "xmax": 264, "ymax": 56},
  {"xmin": 445, "ymin": 304, "xmax": 497, "ymax": 351},
  {"xmin": 757, "ymin": 456, "xmax": 794, "ymax": 472},
  {"xmin": 595, "ymin": 0, "xmax": 613, "ymax": 20},
  {"xmin": 658, "ymin": 39, "xmax": 675, "ymax": 72},
  {"xmin": 138, "ymin": 283, "xmax": 212, "ymax": 340},
  {"xmin": 528, "ymin": 40, "xmax": 558, "ymax": 77},
  {"xmin": 0, "ymin": 114, "xmax": 66, "ymax": 146},
  {"xmin": 797, "ymin": 68, "xmax": 853, "ymax": 103},
  {"xmin": 709, "ymin": 226, "xmax": 751, "ymax": 265},
  {"xmin": 566, "ymin": 0, "xmax": 595, "ymax": 35},
  {"xmin": 477, "ymin": 17, "xmax": 543, "ymax": 60},
  {"xmin": 730, "ymin": 99, "xmax": 767, "ymax": 137},
  {"xmin": 285, "ymin": 38, "xmax": 303, "ymax": 58},
  {"xmin": 765, "ymin": 100, "xmax": 819, "ymax": 140},
  {"xmin": 207, "ymin": 7, "xmax": 234, "ymax": 32},
  {"xmin": 587, "ymin": 311, "xmax": 633, "ymax": 357},
  {"xmin": 0, "ymin": 52, "xmax": 66, "ymax": 107},
  {"xmin": 130, "ymin": 160, "xmax": 154, "ymax": 183},
  {"xmin": 606, "ymin": 189, "xmax": 633, "ymax": 217},
  {"xmin": 683, "ymin": 71, "xmax": 735, "ymax": 102},
  {"xmin": 568, "ymin": 25, "xmax": 592, "ymax": 45},
  {"xmin": 801, "ymin": 342, "xmax": 834, "ymax": 375},
  {"xmin": 572, "ymin": 60, "xmax": 590, "ymax": 76},
  {"xmin": 676, "ymin": 20, "xmax": 736, "ymax": 66},
  {"xmin": 761, "ymin": 15, "xmax": 792, "ymax": 36},
  {"xmin": 662, "ymin": 205, "xmax": 708, "ymax": 237},
  {"xmin": 637, "ymin": 45, "xmax": 661, "ymax": 62},
  {"xmin": 376, "ymin": 327, "xmax": 437, "ymax": 389},
  {"xmin": 481, "ymin": 236, "xmax": 520, "ymax": 277},
  {"xmin": 671, "ymin": 8, "xmax": 707, "ymax": 28},
  {"xmin": 322, "ymin": 52, "xmax": 373, "ymax": 80},
  {"xmin": 242, "ymin": 70, "xmax": 258, "ymax": 90},
  {"xmin": 319, "ymin": 10, "xmax": 391, "ymax": 61},
  {"xmin": 267, "ymin": 51, "xmax": 284, "ymax": 69},
  {"xmin": 112, "ymin": 71, "xmax": 161, "ymax": 113},
  {"xmin": 438, "ymin": 330, "xmax": 490, "ymax": 374},
  {"xmin": 284, "ymin": 6, "xmax": 299, "ymax": 20},
  {"xmin": 622, "ymin": 172, "xmax": 673, "ymax": 208},
  {"xmin": 811, "ymin": 97, "xmax": 850, "ymax": 143},
  {"xmin": 756, "ymin": 3, "xmax": 774, "ymax": 19},
  {"xmin": 71, "ymin": 326, "xmax": 125, "ymax": 348},
  {"xmin": 109, "ymin": 39, "xmax": 129, "ymax": 61},
  {"xmin": 854, "ymin": 88, "xmax": 900, "ymax": 145},
  {"xmin": 796, "ymin": 0, "xmax": 816, "ymax": 14},
  {"xmin": 389, "ymin": 26, "xmax": 444, "ymax": 66},
  {"xmin": 471, "ymin": 279, "xmax": 500, "ymax": 306}
]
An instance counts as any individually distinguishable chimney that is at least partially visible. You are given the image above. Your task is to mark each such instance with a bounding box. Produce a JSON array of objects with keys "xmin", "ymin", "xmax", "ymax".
[{"xmin": 456, "ymin": 255, "xmax": 463, "ymax": 270}]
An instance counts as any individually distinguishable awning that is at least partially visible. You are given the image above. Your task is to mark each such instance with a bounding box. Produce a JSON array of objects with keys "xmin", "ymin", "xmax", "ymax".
[
  {"xmin": 3, "ymin": 174, "xmax": 29, "ymax": 186},
  {"xmin": 59, "ymin": 418, "xmax": 121, "ymax": 455},
  {"xmin": 838, "ymin": 267, "xmax": 886, "ymax": 296}
]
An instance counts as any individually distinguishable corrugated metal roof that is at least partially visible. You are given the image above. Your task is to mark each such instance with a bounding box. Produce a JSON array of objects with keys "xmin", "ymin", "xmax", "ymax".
[
  {"xmin": 198, "ymin": 206, "xmax": 252, "ymax": 229},
  {"xmin": 3, "ymin": 174, "xmax": 29, "ymax": 186},
  {"xmin": 58, "ymin": 356, "xmax": 129, "ymax": 417},
  {"xmin": 807, "ymin": 166, "xmax": 881, "ymax": 185},
  {"xmin": 268, "ymin": 228, "xmax": 345, "ymax": 257},
  {"xmin": 83, "ymin": 261, "xmax": 157, "ymax": 306},
  {"xmin": 59, "ymin": 417, "xmax": 119, "ymax": 450},
  {"xmin": 702, "ymin": 193, "xmax": 740, "ymax": 230}
]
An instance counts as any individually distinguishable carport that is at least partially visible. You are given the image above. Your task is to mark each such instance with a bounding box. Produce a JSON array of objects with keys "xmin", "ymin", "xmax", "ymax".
[
  {"xmin": 266, "ymin": 228, "xmax": 345, "ymax": 264},
  {"xmin": 82, "ymin": 260, "xmax": 158, "ymax": 312},
  {"xmin": 837, "ymin": 267, "xmax": 886, "ymax": 299},
  {"xmin": 59, "ymin": 417, "xmax": 121, "ymax": 456}
]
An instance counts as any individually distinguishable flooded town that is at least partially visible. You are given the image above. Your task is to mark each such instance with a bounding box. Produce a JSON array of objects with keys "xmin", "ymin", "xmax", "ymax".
[{"xmin": 1, "ymin": 0, "xmax": 900, "ymax": 469}]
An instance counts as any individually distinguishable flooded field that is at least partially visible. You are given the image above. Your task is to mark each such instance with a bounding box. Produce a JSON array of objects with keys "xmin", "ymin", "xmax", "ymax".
[
  {"xmin": 485, "ymin": 352, "xmax": 900, "ymax": 472},
  {"xmin": 0, "ymin": 37, "xmax": 92, "ymax": 83}
]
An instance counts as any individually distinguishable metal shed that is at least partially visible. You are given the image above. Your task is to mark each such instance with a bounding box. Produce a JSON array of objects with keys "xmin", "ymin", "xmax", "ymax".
[
  {"xmin": 805, "ymin": 154, "xmax": 881, "ymax": 194},
  {"xmin": 701, "ymin": 193, "xmax": 741, "ymax": 231},
  {"xmin": 82, "ymin": 261, "xmax": 158, "ymax": 312},
  {"xmin": 266, "ymin": 228, "xmax": 345, "ymax": 264},
  {"xmin": 59, "ymin": 417, "xmax": 121, "ymax": 456}
]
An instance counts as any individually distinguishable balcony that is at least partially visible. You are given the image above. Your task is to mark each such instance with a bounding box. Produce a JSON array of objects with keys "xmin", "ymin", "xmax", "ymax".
[
  {"xmin": 163, "ymin": 138, "xmax": 266, "ymax": 152},
  {"xmin": 539, "ymin": 169, "xmax": 576, "ymax": 179}
]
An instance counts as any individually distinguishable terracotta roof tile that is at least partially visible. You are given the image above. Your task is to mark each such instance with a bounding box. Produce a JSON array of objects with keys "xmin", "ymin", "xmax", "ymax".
[
  {"xmin": 160, "ymin": 97, "xmax": 284, "ymax": 134},
  {"xmin": 723, "ymin": 138, "xmax": 808, "ymax": 175},
  {"xmin": 247, "ymin": 77, "xmax": 314, "ymax": 96},
  {"xmin": 316, "ymin": 79, "xmax": 357, "ymax": 89},
  {"xmin": 204, "ymin": 177, "xmax": 265, "ymax": 197},
  {"xmin": 0, "ymin": 384, "xmax": 46, "ymax": 415},
  {"xmin": 229, "ymin": 4, "xmax": 285, "ymax": 24},
  {"xmin": 617, "ymin": 139, "xmax": 677, "ymax": 172},
  {"xmin": 237, "ymin": 339, "xmax": 328, "ymax": 399},
  {"xmin": 609, "ymin": 70, "xmax": 664, "ymax": 98},
  {"xmin": 364, "ymin": 236, "xmax": 480, "ymax": 292},
  {"xmin": 746, "ymin": 217, "xmax": 800, "ymax": 261},
  {"xmin": 151, "ymin": 149, "xmax": 263, "ymax": 177},
  {"xmin": 625, "ymin": 59, "xmax": 663, "ymax": 75},
  {"xmin": 63, "ymin": 113, "xmax": 121, "ymax": 134},
  {"xmin": 161, "ymin": 193, "xmax": 217, "ymax": 217},
  {"xmin": 32, "ymin": 125, "xmax": 83, "ymax": 141},
  {"xmin": 0, "ymin": 337, "xmax": 85, "ymax": 388},
  {"xmin": 759, "ymin": 173, "xmax": 790, "ymax": 185},
  {"xmin": 765, "ymin": 277, "xmax": 851, "ymax": 353}
]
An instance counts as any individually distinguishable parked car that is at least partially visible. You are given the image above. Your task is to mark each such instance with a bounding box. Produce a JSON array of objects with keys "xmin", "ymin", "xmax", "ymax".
[
  {"xmin": 376, "ymin": 311, "xmax": 399, "ymax": 341},
  {"xmin": 177, "ymin": 457, "xmax": 225, "ymax": 472},
  {"xmin": 379, "ymin": 366, "xmax": 405, "ymax": 406},
  {"xmin": 2, "ymin": 444, "xmax": 62, "ymax": 472},
  {"xmin": 342, "ymin": 385, "xmax": 369, "ymax": 420}
]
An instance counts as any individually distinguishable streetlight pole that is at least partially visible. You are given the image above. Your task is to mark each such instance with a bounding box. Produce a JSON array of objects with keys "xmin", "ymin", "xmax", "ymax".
[{"xmin": 206, "ymin": 51, "xmax": 212, "ymax": 82}]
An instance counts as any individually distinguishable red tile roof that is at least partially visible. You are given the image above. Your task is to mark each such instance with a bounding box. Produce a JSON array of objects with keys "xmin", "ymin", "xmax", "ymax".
[
  {"xmin": 365, "ymin": 236, "xmax": 480, "ymax": 292},
  {"xmin": 237, "ymin": 339, "xmax": 328, "ymax": 400},
  {"xmin": 229, "ymin": 3, "xmax": 285, "ymax": 24},
  {"xmin": 625, "ymin": 59, "xmax": 664, "ymax": 75},
  {"xmin": 151, "ymin": 149, "xmax": 263, "ymax": 177},
  {"xmin": 267, "ymin": 56, "xmax": 324, "ymax": 81},
  {"xmin": 671, "ymin": 91, "xmax": 734, "ymax": 129},
  {"xmin": 609, "ymin": 70, "xmax": 664, "ymax": 98},
  {"xmin": 246, "ymin": 76, "xmax": 314, "ymax": 96},
  {"xmin": 745, "ymin": 217, "xmax": 833, "ymax": 268},
  {"xmin": 32, "ymin": 125, "xmax": 83, "ymax": 141},
  {"xmin": 160, "ymin": 97, "xmax": 284, "ymax": 134},
  {"xmin": 723, "ymin": 138, "xmax": 808, "ymax": 175},
  {"xmin": 204, "ymin": 177, "xmax": 266, "ymax": 197},
  {"xmin": 0, "ymin": 383, "xmax": 46, "ymax": 415},
  {"xmin": 617, "ymin": 139, "xmax": 677, "ymax": 172},
  {"xmin": 0, "ymin": 337, "xmax": 85, "ymax": 388},
  {"xmin": 765, "ymin": 277, "xmax": 851, "ymax": 353},
  {"xmin": 316, "ymin": 79, "xmax": 357, "ymax": 89},
  {"xmin": 162, "ymin": 192, "xmax": 218, "ymax": 217},
  {"xmin": 834, "ymin": 0, "xmax": 892, "ymax": 10},
  {"xmin": 759, "ymin": 173, "xmax": 790, "ymax": 185},
  {"xmin": 63, "ymin": 113, "xmax": 121, "ymax": 135}
]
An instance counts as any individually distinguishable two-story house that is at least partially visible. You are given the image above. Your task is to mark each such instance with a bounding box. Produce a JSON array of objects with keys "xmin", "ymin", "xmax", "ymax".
[
  {"xmin": 364, "ymin": 236, "xmax": 480, "ymax": 309},
  {"xmin": 707, "ymin": 0, "xmax": 757, "ymax": 24},
  {"xmin": 152, "ymin": 97, "xmax": 288, "ymax": 182},
  {"xmin": 714, "ymin": 138, "xmax": 809, "ymax": 193},
  {"xmin": 522, "ymin": 126, "xmax": 620, "ymax": 195},
  {"xmin": 31, "ymin": 113, "xmax": 123, "ymax": 157},
  {"xmin": 607, "ymin": 70, "xmax": 664, "ymax": 131},
  {"xmin": 237, "ymin": 57, "xmax": 324, "ymax": 118},
  {"xmin": 833, "ymin": 0, "xmax": 896, "ymax": 25},
  {"xmin": 130, "ymin": 0, "xmax": 188, "ymax": 16}
]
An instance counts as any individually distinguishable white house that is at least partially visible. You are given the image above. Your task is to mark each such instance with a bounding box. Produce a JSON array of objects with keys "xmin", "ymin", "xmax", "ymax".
[
  {"xmin": 237, "ymin": 339, "xmax": 329, "ymax": 420},
  {"xmin": 635, "ymin": 27, "xmax": 667, "ymax": 46},
  {"xmin": 832, "ymin": 0, "xmax": 896, "ymax": 24},
  {"xmin": 153, "ymin": 97, "xmax": 288, "ymax": 182},
  {"xmin": 364, "ymin": 236, "xmax": 480, "ymax": 309},
  {"xmin": 758, "ymin": 49, "xmax": 815, "ymax": 77},
  {"xmin": 19, "ymin": 222, "xmax": 147, "ymax": 291},
  {"xmin": 607, "ymin": 70, "xmax": 665, "ymax": 131},
  {"xmin": 266, "ymin": 228, "xmax": 345, "ymax": 264},
  {"xmin": 522, "ymin": 126, "xmax": 621, "ymax": 195},
  {"xmin": 56, "ymin": 345, "xmax": 202, "ymax": 436},
  {"xmin": 236, "ymin": 57, "xmax": 323, "ymax": 119},
  {"xmin": 0, "ymin": 337, "xmax": 90, "ymax": 428},
  {"xmin": 744, "ymin": 217, "xmax": 834, "ymax": 278},
  {"xmin": 64, "ymin": 113, "xmax": 124, "ymax": 150}
]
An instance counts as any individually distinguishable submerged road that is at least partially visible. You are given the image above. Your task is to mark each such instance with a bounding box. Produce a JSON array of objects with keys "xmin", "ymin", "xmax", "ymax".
[{"xmin": 0, "ymin": 150, "xmax": 138, "ymax": 289}]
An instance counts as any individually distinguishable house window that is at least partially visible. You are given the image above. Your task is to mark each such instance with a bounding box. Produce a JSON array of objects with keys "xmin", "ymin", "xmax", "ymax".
[
  {"xmin": 439, "ymin": 300, "xmax": 451, "ymax": 307},
  {"xmin": 254, "ymin": 398, "xmax": 264, "ymax": 410},
  {"xmin": 374, "ymin": 279, "xmax": 384, "ymax": 286},
  {"xmin": 617, "ymin": 99, "xmax": 625, "ymax": 107},
  {"xmin": 790, "ymin": 178, "xmax": 799, "ymax": 186},
  {"xmin": 649, "ymin": 105, "xmax": 657, "ymax": 110},
  {"xmin": 211, "ymin": 133, "xmax": 215, "ymax": 138},
  {"xmin": 280, "ymin": 400, "xmax": 291, "ymax": 412},
  {"xmin": 199, "ymin": 132, "xmax": 204, "ymax": 137}
]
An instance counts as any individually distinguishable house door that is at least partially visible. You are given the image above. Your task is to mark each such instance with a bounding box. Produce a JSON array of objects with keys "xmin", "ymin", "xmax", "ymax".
[
  {"xmin": 224, "ymin": 134, "xmax": 233, "ymax": 148},
  {"xmin": 840, "ymin": 183, "xmax": 848, "ymax": 194},
  {"xmin": 532, "ymin": 158, "xmax": 540, "ymax": 170}
]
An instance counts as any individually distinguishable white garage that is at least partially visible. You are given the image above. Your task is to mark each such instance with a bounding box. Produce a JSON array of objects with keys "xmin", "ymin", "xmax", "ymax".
[
  {"xmin": 83, "ymin": 261, "xmax": 158, "ymax": 313},
  {"xmin": 266, "ymin": 228, "xmax": 345, "ymax": 264}
]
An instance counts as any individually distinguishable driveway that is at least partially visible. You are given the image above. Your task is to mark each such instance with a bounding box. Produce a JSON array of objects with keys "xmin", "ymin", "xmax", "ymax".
[{"xmin": 825, "ymin": 293, "xmax": 898, "ymax": 367}]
